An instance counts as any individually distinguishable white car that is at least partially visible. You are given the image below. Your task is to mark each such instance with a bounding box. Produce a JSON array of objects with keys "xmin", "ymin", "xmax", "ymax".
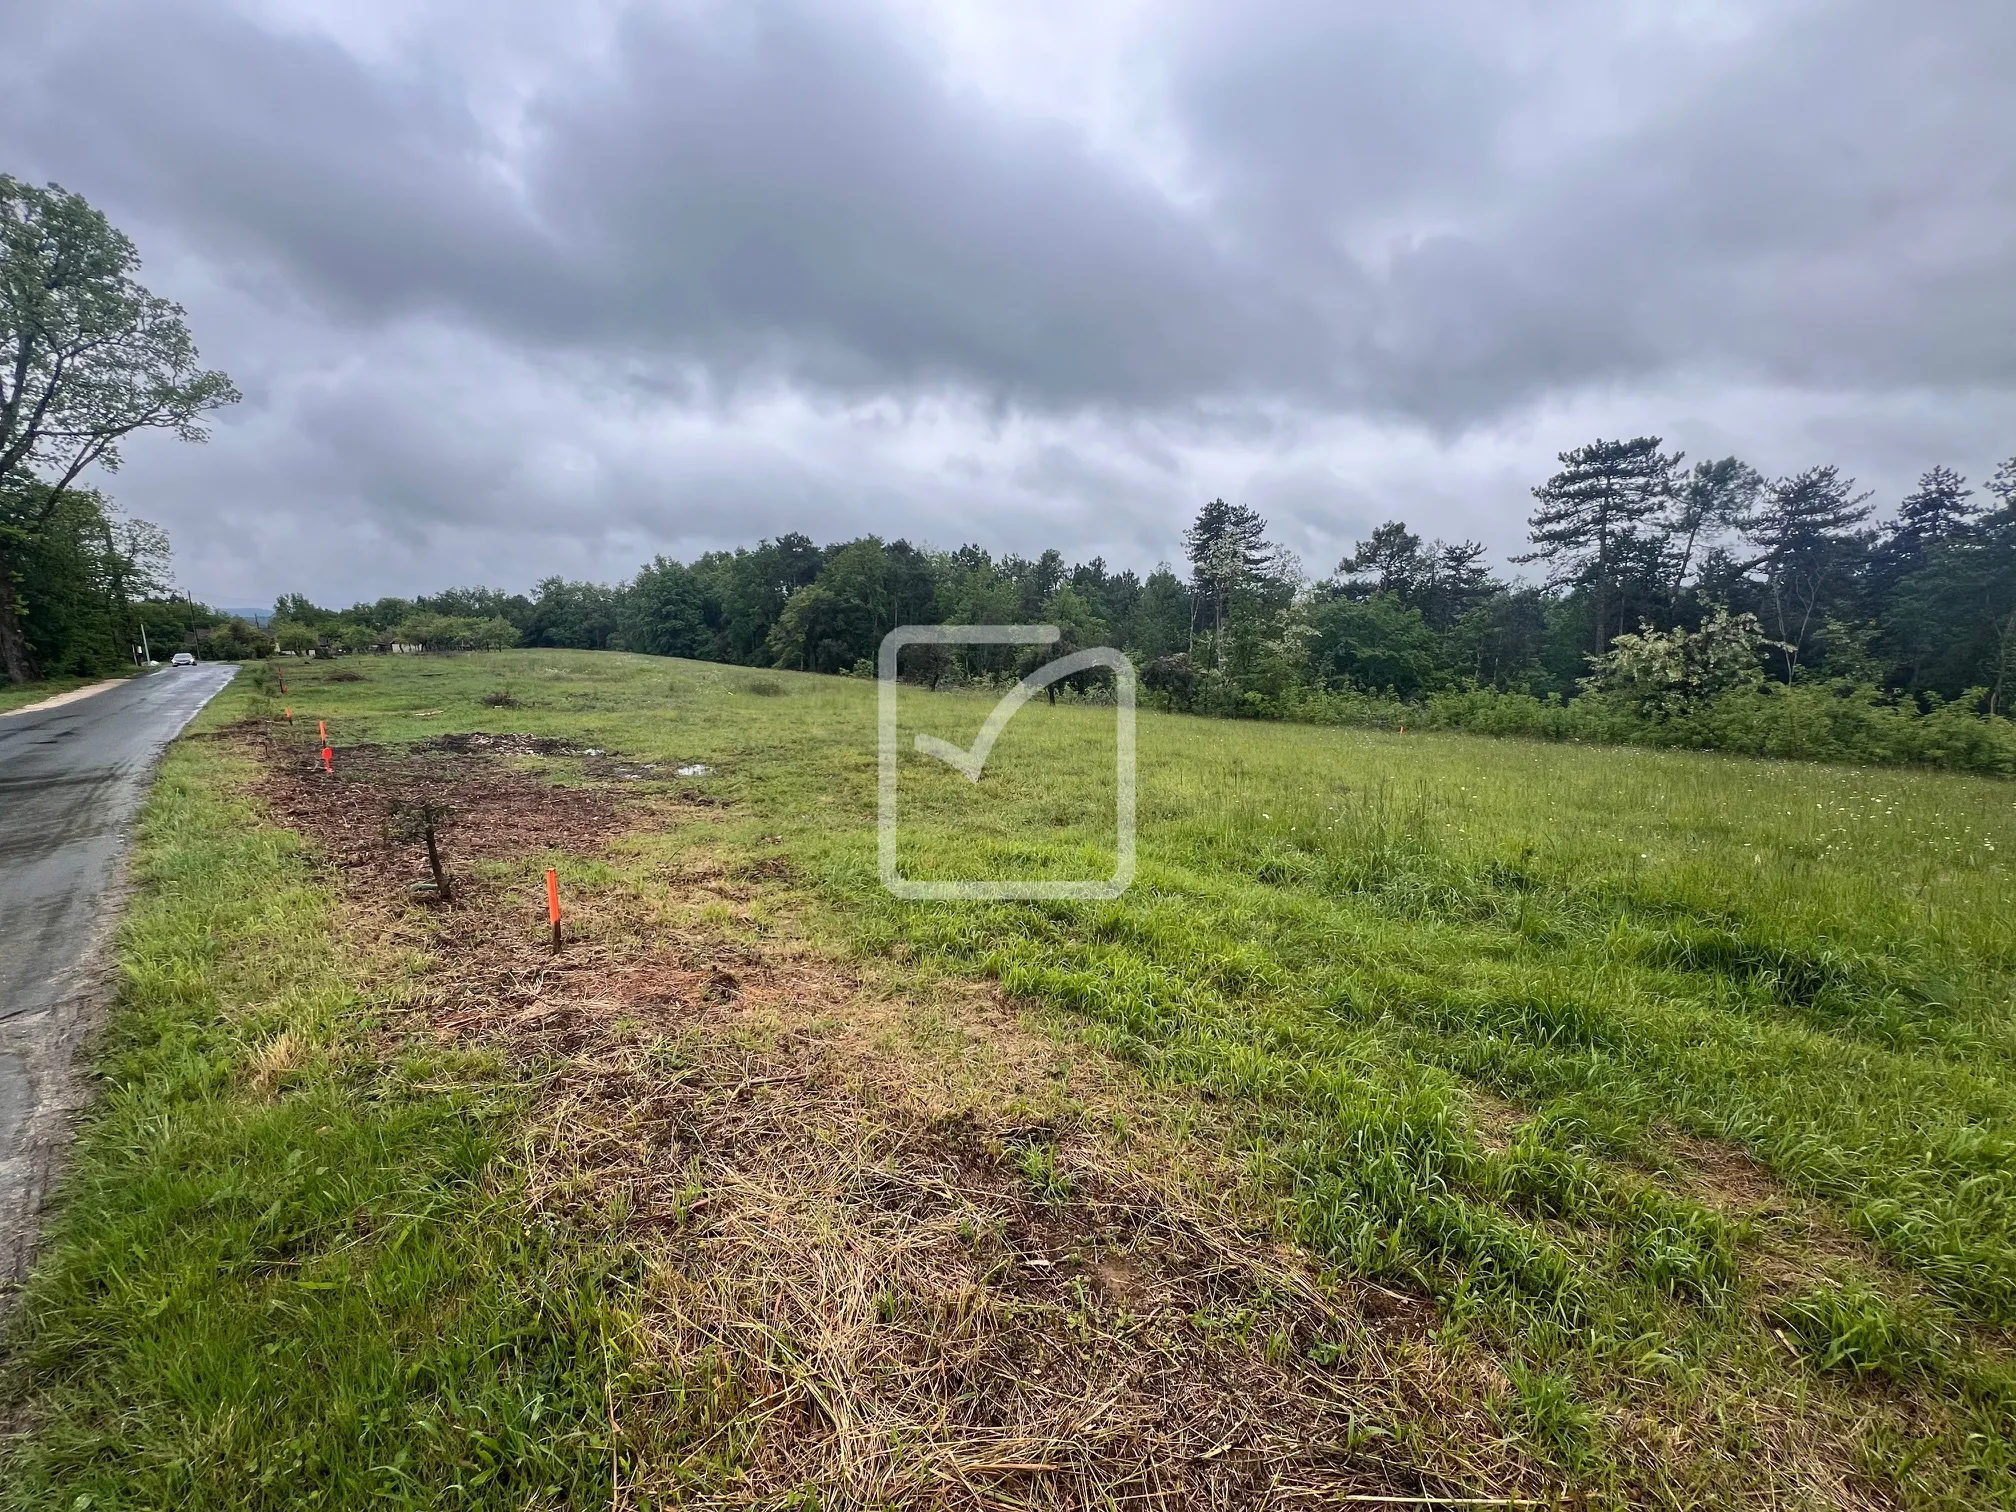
[{"xmin": 170, "ymin": 651, "xmax": 196, "ymax": 667}]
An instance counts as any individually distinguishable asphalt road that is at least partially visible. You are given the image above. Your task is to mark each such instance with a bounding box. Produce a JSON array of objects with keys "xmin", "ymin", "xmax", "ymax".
[{"xmin": 0, "ymin": 664, "xmax": 236, "ymax": 1287}]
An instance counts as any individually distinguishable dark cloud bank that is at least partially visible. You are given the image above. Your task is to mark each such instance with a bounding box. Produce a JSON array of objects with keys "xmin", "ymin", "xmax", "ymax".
[{"xmin": 3, "ymin": 0, "xmax": 2012, "ymax": 604}]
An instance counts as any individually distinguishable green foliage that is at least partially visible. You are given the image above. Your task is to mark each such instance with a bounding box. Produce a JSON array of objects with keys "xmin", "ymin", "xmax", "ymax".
[
  {"xmin": 1772, "ymin": 1280, "xmax": 1950, "ymax": 1379},
  {"xmin": 273, "ymin": 618, "xmax": 320, "ymax": 656},
  {"xmin": 523, "ymin": 576, "xmax": 623, "ymax": 649},
  {"xmin": 257, "ymin": 458, "xmax": 2016, "ymax": 777},
  {"xmin": 2, "ymin": 478, "xmax": 181, "ymax": 676},
  {"xmin": 621, "ymin": 555, "xmax": 709, "ymax": 657},
  {"xmin": 1745, "ymin": 465, "xmax": 1875, "ymax": 683},
  {"xmin": 1579, "ymin": 605, "xmax": 1773, "ymax": 716},
  {"xmin": 1404, "ymin": 681, "xmax": 2016, "ymax": 775},
  {"xmin": 390, "ymin": 612, "xmax": 519, "ymax": 652},
  {"xmin": 1, "ymin": 175, "xmax": 236, "ymax": 682},
  {"xmin": 1886, "ymin": 508, "xmax": 2016, "ymax": 715},
  {"xmin": 1012, "ymin": 1141, "xmax": 1074, "ymax": 1203},
  {"xmin": 1307, "ymin": 592, "xmax": 1445, "ymax": 696},
  {"xmin": 1517, "ymin": 436, "xmax": 1683, "ymax": 653}
]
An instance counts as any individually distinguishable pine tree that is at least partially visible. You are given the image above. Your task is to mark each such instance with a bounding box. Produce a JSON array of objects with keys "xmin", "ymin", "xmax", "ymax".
[
  {"xmin": 1516, "ymin": 437, "xmax": 1682, "ymax": 655},
  {"xmin": 1183, "ymin": 499, "xmax": 1270, "ymax": 665},
  {"xmin": 1893, "ymin": 465, "xmax": 1978, "ymax": 542},
  {"xmin": 1986, "ymin": 455, "xmax": 2016, "ymax": 521},
  {"xmin": 1419, "ymin": 541, "xmax": 1498, "ymax": 632},
  {"xmin": 1742, "ymin": 466, "xmax": 1873, "ymax": 682},
  {"xmin": 1665, "ymin": 457, "xmax": 1762, "ymax": 594},
  {"xmin": 1869, "ymin": 465, "xmax": 1980, "ymax": 614},
  {"xmin": 1340, "ymin": 521, "xmax": 1427, "ymax": 598}
]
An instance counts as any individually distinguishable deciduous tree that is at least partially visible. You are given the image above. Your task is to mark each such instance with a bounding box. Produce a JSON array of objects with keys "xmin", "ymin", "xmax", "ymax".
[{"xmin": 1, "ymin": 177, "xmax": 236, "ymax": 681}]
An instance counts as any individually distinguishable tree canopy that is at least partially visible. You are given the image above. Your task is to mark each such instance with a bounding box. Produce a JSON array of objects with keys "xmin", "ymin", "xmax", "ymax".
[{"xmin": 1, "ymin": 176, "xmax": 236, "ymax": 681}]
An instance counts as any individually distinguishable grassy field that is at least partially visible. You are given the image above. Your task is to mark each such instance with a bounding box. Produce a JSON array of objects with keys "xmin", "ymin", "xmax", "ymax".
[{"xmin": 5, "ymin": 647, "xmax": 2014, "ymax": 1508}]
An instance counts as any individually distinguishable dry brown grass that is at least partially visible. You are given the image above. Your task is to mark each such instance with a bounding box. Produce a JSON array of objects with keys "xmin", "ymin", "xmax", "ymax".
[
  {"xmin": 244, "ymin": 1028, "xmax": 309, "ymax": 1098},
  {"xmin": 533, "ymin": 1002, "xmax": 1531, "ymax": 1502},
  {"xmin": 512, "ymin": 962, "xmax": 1540, "ymax": 1508}
]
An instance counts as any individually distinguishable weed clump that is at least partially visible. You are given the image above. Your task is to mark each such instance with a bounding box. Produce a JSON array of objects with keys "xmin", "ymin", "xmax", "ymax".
[
  {"xmin": 482, "ymin": 688, "xmax": 520, "ymax": 708},
  {"xmin": 326, "ymin": 667, "xmax": 365, "ymax": 683},
  {"xmin": 1014, "ymin": 1140, "xmax": 1074, "ymax": 1202},
  {"xmin": 1771, "ymin": 1279, "xmax": 1953, "ymax": 1380},
  {"xmin": 740, "ymin": 677, "xmax": 787, "ymax": 696}
]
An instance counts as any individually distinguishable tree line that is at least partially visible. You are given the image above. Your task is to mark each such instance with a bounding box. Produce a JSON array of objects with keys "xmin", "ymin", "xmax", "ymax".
[
  {"xmin": 257, "ymin": 435, "xmax": 2016, "ymax": 774},
  {"xmin": 8, "ymin": 175, "xmax": 2013, "ymax": 770}
]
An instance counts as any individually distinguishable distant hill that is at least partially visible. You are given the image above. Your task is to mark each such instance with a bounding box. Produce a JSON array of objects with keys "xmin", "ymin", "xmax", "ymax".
[{"xmin": 214, "ymin": 606, "xmax": 274, "ymax": 626}]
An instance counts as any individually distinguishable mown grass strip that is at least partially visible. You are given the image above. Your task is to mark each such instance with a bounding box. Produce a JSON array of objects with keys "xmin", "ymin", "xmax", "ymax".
[{"xmin": 0, "ymin": 740, "xmax": 633, "ymax": 1510}]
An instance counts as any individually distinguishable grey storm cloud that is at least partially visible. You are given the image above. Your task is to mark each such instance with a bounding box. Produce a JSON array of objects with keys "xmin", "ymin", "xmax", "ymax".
[{"xmin": 1, "ymin": 0, "xmax": 2012, "ymax": 603}]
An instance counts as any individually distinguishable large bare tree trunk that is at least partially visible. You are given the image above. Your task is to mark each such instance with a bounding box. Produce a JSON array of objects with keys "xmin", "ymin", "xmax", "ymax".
[{"xmin": 0, "ymin": 543, "xmax": 39, "ymax": 683}]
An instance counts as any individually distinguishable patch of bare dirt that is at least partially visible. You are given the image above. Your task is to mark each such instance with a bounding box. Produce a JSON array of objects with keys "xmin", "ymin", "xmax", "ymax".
[
  {"xmin": 246, "ymin": 727, "xmax": 648, "ymax": 890},
  {"xmin": 1665, "ymin": 1134, "xmax": 1790, "ymax": 1216},
  {"xmin": 425, "ymin": 730, "xmax": 576, "ymax": 758},
  {"xmin": 1458, "ymin": 1089, "xmax": 1529, "ymax": 1156}
]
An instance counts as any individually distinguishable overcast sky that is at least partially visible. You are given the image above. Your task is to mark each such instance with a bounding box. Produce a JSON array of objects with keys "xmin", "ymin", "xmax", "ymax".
[{"xmin": 4, "ymin": 0, "xmax": 2013, "ymax": 607}]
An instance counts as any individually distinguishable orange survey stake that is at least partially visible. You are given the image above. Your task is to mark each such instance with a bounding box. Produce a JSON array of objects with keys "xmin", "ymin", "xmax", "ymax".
[
  {"xmin": 318, "ymin": 719, "xmax": 327, "ymax": 741},
  {"xmin": 284, "ymin": 706, "xmax": 293, "ymax": 722},
  {"xmin": 321, "ymin": 745, "xmax": 332, "ymax": 773},
  {"xmin": 545, "ymin": 868, "xmax": 562, "ymax": 953}
]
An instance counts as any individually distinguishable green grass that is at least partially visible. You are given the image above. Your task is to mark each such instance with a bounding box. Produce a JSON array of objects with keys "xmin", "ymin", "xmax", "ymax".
[
  {"xmin": 12, "ymin": 647, "xmax": 2016, "ymax": 1506},
  {"xmin": 0, "ymin": 736, "xmax": 637, "ymax": 1508}
]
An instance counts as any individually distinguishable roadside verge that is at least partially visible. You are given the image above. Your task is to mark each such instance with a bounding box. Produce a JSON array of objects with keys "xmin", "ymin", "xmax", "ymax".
[
  {"xmin": 0, "ymin": 735, "xmax": 631, "ymax": 1507},
  {"xmin": 0, "ymin": 673, "xmax": 139, "ymax": 719}
]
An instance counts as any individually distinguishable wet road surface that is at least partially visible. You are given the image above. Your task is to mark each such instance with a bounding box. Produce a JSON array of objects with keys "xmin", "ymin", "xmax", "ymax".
[{"xmin": 0, "ymin": 665, "xmax": 236, "ymax": 1287}]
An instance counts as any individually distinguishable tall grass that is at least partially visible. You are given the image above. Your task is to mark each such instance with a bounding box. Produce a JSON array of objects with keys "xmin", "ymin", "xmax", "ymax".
[{"xmin": 1279, "ymin": 681, "xmax": 2016, "ymax": 776}]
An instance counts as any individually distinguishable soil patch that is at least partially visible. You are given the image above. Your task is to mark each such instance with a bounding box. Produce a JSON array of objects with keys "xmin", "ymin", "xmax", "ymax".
[
  {"xmin": 1667, "ymin": 1133, "xmax": 1790, "ymax": 1215},
  {"xmin": 247, "ymin": 728, "xmax": 636, "ymax": 890}
]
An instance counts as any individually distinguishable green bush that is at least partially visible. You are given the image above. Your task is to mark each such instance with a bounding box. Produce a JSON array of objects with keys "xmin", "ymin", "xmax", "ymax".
[{"xmin": 1350, "ymin": 683, "xmax": 2016, "ymax": 777}]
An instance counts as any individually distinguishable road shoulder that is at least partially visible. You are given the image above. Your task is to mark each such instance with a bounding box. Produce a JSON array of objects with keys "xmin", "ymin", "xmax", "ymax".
[{"xmin": 0, "ymin": 675, "xmax": 137, "ymax": 719}]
